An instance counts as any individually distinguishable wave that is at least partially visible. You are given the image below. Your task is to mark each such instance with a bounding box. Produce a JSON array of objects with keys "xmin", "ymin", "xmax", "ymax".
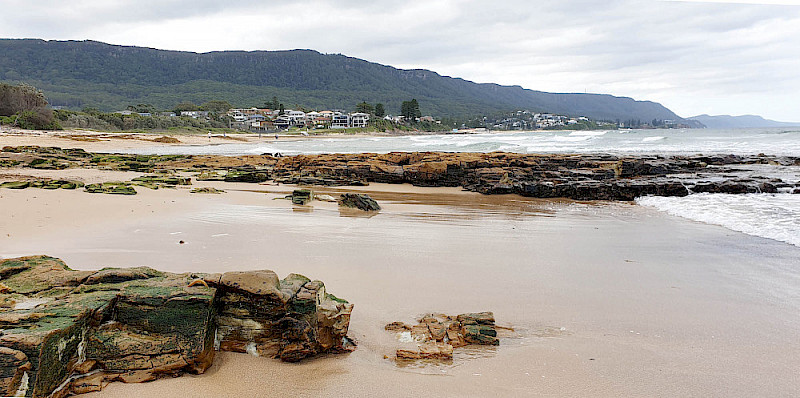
[
  {"xmin": 636, "ymin": 193, "xmax": 800, "ymax": 247},
  {"xmin": 568, "ymin": 130, "xmax": 609, "ymax": 136}
]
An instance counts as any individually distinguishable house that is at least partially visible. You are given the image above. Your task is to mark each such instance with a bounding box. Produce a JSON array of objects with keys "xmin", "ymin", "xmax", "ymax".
[
  {"xmin": 180, "ymin": 111, "xmax": 209, "ymax": 118},
  {"xmin": 274, "ymin": 115, "xmax": 291, "ymax": 129},
  {"xmin": 331, "ymin": 113, "xmax": 350, "ymax": 128},
  {"xmin": 350, "ymin": 112, "xmax": 369, "ymax": 128},
  {"xmin": 286, "ymin": 110, "xmax": 307, "ymax": 126}
]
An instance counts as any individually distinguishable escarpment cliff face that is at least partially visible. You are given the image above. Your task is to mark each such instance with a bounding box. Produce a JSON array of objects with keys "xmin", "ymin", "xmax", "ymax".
[
  {"xmin": 2, "ymin": 146, "xmax": 799, "ymax": 200},
  {"xmin": 0, "ymin": 256, "xmax": 354, "ymax": 397}
]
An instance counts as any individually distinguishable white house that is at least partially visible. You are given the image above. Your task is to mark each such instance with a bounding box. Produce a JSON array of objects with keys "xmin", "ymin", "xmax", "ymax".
[{"xmin": 350, "ymin": 112, "xmax": 369, "ymax": 128}]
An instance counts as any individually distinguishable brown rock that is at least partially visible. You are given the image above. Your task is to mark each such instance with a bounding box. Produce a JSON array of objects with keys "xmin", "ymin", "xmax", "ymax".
[{"xmin": 216, "ymin": 270, "xmax": 282, "ymax": 297}]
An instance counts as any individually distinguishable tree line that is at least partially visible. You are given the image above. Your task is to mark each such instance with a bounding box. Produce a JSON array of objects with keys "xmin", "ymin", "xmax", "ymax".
[{"xmin": 0, "ymin": 83, "xmax": 61, "ymax": 129}]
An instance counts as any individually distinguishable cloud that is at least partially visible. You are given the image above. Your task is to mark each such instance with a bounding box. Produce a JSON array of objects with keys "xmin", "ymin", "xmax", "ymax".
[{"xmin": 1, "ymin": 0, "xmax": 799, "ymax": 120}]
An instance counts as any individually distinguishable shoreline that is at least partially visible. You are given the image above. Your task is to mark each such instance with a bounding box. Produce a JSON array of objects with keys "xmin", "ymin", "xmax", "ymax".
[{"xmin": 0, "ymin": 126, "xmax": 461, "ymax": 152}]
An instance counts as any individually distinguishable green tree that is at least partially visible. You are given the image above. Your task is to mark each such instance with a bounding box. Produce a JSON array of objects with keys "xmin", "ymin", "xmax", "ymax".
[
  {"xmin": 355, "ymin": 101, "xmax": 374, "ymax": 114},
  {"xmin": 126, "ymin": 104, "xmax": 156, "ymax": 114},
  {"xmin": 200, "ymin": 100, "xmax": 233, "ymax": 113},
  {"xmin": 0, "ymin": 83, "xmax": 60, "ymax": 130},
  {"xmin": 173, "ymin": 101, "xmax": 199, "ymax": 113},
  {"xmin": 374, "ymin": 103, "xmax": 385, "ymax": 117},
  {"xmin": 264, "ymin": 97, "xmax": 280, "ymax": 110},
  {"xmin": 0, "ymin": 83, "xmax": 49, "ymax": 116},
  {"xmin": 400, "ymin": 99, "xmax": 421, "ymax": 120}
]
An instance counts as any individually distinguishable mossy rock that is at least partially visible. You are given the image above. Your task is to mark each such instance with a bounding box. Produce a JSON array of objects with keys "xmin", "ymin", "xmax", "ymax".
[
  {"xmin": 0, "ymin": 181, "xmax": 30, "ymax": 189},
  {"xmin": 339, "ymin": 193, "xmax": 381, "ymax": 211},
  {"xmin": 190, "ymin": 187, "xmax": 225, "ymax": 194},
  {"xmin": 85, "ymin": 182, "xmax": 137, "ymax": 195},
  {"xmin": 291, "ymin": 189, "xmax": 313, "ymax": 205},
  {"xmin": 132, "ymin": 175, "xmax": 191, "ymax": 186}
]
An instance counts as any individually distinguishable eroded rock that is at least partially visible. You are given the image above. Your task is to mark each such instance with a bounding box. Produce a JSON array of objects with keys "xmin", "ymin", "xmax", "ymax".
[
  {"xmin": 387, "ymin": 312, "xmax": 500, "ymax": 362},
  {"xmin": 339, "ymin": 193, "xmax": 381, "ymax": 211},
  {"xmin": 0, "ymin": 256, "xmax": 354, "ymax": 397}
]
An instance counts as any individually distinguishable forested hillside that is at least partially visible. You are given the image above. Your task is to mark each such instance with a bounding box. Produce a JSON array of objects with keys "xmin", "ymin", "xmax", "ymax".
[{"xmin": 0, "ymin": 39, "xmax": 685, "ymax": 121}]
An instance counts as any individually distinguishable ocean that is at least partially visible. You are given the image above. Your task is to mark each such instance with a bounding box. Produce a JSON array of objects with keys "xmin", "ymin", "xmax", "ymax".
[{"xmin": 128, "ymin": 128, "xmax": 800, "ymax": 247}]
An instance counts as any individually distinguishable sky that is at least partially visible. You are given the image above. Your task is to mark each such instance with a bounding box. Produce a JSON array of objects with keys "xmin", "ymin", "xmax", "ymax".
[{"xmin": 1, "ymin": 0, "xmax": 799, "ymax": 121}]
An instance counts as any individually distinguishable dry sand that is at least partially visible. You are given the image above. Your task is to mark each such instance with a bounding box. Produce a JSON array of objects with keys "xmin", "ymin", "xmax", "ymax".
[
  {"xmin": 0, "ymin": 127, "xmax": 406, "ymax": 153},
  {"xmin": 2, "ymin": 175, "xmax": 800, "ymax": 397}
]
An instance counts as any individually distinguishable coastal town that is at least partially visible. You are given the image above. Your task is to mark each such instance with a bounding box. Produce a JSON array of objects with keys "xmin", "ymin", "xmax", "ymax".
[{"xmin": 109, "ymin": 104, "xmax": 632, "ymax": 133}]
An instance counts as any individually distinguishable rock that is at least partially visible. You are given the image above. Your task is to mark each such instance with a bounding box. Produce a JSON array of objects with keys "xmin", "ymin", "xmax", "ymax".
[
  {"xmin": 386, "ymin": 312, "xmax": 500, "ymax": 363},
  {"xmin": 222, "ymin": 170, "xmax": 269, "ymax": 183},
  {"xmin": 0, "ymin": 179, "xmax": 84, "ymax": 191},
  {"xmin": 290, "ymin": 189, "xmax": 313, "ymax": 205},
  {"xmin": 275, "ymin": 175, "xmax": 368, "ymax": 187},
  {"xmin": 152, "ymin": 136, "xmax": 181, "ymax": 144},
  {"xmin": 84, "ymin": 182, "xmax": 137, "ymax": 195},
  {"xmin": 4, "ymin": 146, "xmax": 799, "ymax": 201},
  {"xmin": 131, "ymin": 175, "xmax": 191, "ymax": 186},
  {"xmin": 396, "ymin": 342, "xmax": 454, "ymax": 360},
  {"xmin": 0, "ymin": 255, "xmax": 355, "ymax": 397},
  {"xmin": 190, "ymin": 187, "xmax": 225, "ymax": 194},
  {"xmin": 314, "ymin": 194, "xmax": 337, "ymax": 202},
  {"xmin": 0, "ymin": 181, "xmax": 30, "ymax": 189},
  {"xmin": 384, "ymin": 322, "xmax": 410, "ymax": 332},
  {"xmin": 339, "ymin": 193, "xmax": 381, "ymax": 211}
]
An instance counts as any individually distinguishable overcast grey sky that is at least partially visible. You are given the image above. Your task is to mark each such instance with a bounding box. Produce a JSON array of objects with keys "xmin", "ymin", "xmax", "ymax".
[{"xmin": 2, "ymin": 0, "xmax": 799, "ymax": 121}]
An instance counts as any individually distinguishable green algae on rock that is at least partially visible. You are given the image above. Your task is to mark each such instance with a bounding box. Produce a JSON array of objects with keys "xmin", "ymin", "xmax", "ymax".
[
  {"xmin": 386, "ymin": 312, "xmax": 500, "ymax": 362},
  {"xmin": 290, "ymin": 189, "xmax": 314, "ymax": 205},
  {"xmin": 0, "ymin": 256, "xmax": 354, "ymax": 397},
  {"xmin": 190, "ymin": 187, "xmax": 225, "ymax": 194},
  {"xmin": 339, "ymin": 193, "xmax": 381, "ymax": 211},
  {"xmin": 84, "ymin": 182, "xmax": 137, "ymax": 195},
  {"xmin": 0, "ymin": 180, "xmax": 85, "ymax": 190}
]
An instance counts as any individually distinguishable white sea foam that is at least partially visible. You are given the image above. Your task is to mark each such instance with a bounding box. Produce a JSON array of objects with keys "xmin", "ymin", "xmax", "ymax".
[
  {"xmin": 636, "ymin": 193, "xmax": 800, "ymax": 247},
  {"xmin": 568, "ymin": 130, "xmax": 608, "ymax": 136},
  {"xmin": 125, "ymin": 128, "xmax": 800, "ymax": 157}
]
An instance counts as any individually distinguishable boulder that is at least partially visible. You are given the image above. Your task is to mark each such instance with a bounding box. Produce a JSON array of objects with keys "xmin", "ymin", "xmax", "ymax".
[
  {"xmin": 386, "ymin": 312, "xmax": 500, "ymax": 363},
  {"xmin": 190, "ymin": 187, "xmax": 225, "ymax": 194},
  {"xmin": 290, "ymin": 189, "xmax": 314, "ymax": 205},
  {"xmin": 339, "ymin": 193, "xmax": 381, "ymax": 211},
  {"xmin": 0, "ymin": 256, "xmax": 355, "ymax": 397},
  {"xmin": 84, "ymin": 182, "xmax": 137, "ymax": 195}
]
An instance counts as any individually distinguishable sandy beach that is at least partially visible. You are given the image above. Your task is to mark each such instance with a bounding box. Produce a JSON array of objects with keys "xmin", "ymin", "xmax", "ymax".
[
  {"xmin": 0, "ymin": 126, "xmax": 430, "ymax": 154},
  {"xmin": 2, "ymin": 134, "xmax": 800, "ymax": 397}
]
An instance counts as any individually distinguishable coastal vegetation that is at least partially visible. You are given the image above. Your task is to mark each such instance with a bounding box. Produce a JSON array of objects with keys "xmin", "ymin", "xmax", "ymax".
[{"xmin": 0, "ymin": 83, "xmax": 61, "ymax": 130}]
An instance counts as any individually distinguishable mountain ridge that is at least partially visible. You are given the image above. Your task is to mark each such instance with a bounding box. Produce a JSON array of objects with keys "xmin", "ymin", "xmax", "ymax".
[
  {"xmin": 688, "ymin": 114, "xmax": 800, "ymax": 129},
  {"xmin": 2, "ymin": 38, "xmax": 688, "ymax": 122}
]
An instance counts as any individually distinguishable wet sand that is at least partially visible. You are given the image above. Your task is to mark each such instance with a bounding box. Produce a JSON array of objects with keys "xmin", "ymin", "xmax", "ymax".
[{"xmin": 2, "ymin": 177, "xmax": 800, "ymax": 397}]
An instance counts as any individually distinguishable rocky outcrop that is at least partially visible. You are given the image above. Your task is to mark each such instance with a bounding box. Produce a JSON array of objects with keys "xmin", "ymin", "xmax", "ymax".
[
  {"xmin": 339, "ymin": 194, "xmax": 381, "ymax": 211},
  {"xmin": 3, "ymin": 146, "xmax": 799, "ymax": 201},
  {"xmin": 386, "ymin": 312, "xmax": 500, "ymax": 361},
  {"xmin": 0, "ymin": 256, "xmax": 354, "ymax": 397},
  {"xmin": 289, "ymin": 189, "xmax": 313, "ymax": 205},
  {"xmin": 0, "ymin": 180, "xmax": 84, "ymax": 190}
]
